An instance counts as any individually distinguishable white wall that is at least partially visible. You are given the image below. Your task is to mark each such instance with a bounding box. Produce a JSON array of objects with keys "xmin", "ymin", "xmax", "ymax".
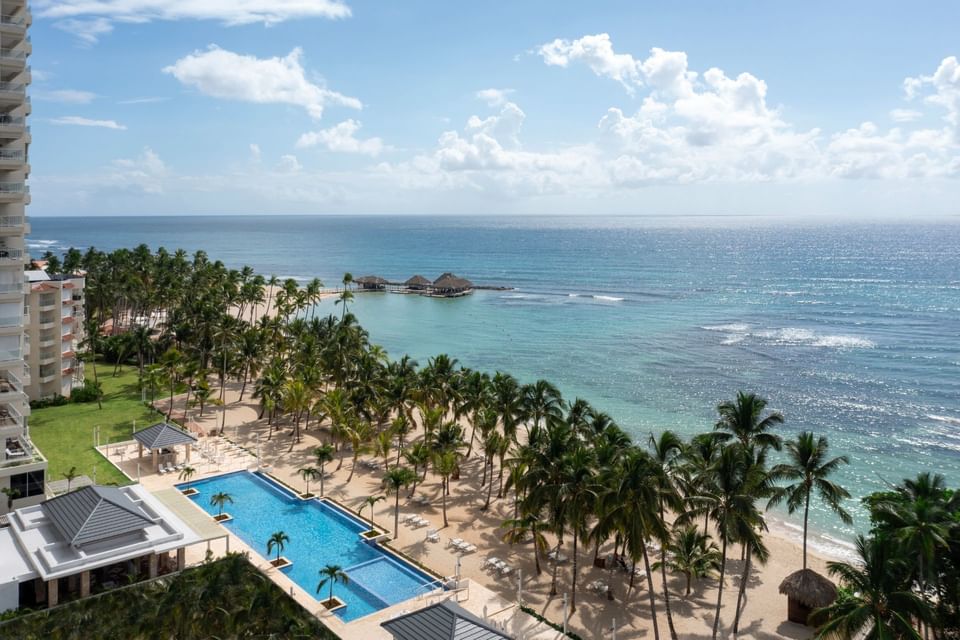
[{"xmin": 0, "ymin": 580, "xmax": 19, "ymax": 614}]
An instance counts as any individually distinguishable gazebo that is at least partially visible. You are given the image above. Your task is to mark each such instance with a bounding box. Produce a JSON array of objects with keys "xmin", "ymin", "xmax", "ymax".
[
  {"xmin": 779, "ymin": 568, "xmax": 838, "ymax": 626},
  {"xmin": 355, "ymin": 275, "xmax": 388, "ymax": 291},
  {"xmin": 132, "ymin": 422, "xmax": 198, "ymax": 472},
  {"xmin": 431, "ymin": 273, "xmax": 474, "ymax": 297},
  {"xmin": 404, "ymin": 274, "xmax": 431, "ymax": 291}
]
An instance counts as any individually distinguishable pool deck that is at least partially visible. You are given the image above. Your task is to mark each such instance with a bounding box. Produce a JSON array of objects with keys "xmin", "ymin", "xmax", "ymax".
[{"xmin": 98, "ymin": 434, "xmax": 565, "ymax": 640}]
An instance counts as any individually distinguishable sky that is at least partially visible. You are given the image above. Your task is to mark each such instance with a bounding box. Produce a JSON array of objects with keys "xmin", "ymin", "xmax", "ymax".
[{"xmin": 25, "ymin": 1, "xmax": 960, "ymax": 217}]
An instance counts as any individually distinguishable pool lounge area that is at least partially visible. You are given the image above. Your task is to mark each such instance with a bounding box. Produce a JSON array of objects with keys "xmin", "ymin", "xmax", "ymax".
[{"xmin": 178, "ymin": 471, "xmax": 443, "ymax": 622}]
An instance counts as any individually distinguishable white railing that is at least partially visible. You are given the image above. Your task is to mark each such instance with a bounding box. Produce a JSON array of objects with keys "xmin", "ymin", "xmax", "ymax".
[
  {"xmin": 0, "ymin": 149, "xmax": 23, "ymax": 161},
  {"xmin": 0, "ymin": 248, "xmax": 22, "ymax": 260},
  {"xmin": 0, "ymin": 281, "xmax": 21, "ymax": 293},
  {"xmin": 0, "ymin": 116, "xmax": 24, "ymax": 128},
  {"xmin": 0, "ymin": 49, "xmax": 26, "ymax": 60},
  {"xmin": 0, "ymin": 216, "xmax": 23, "ymax": 227},
  {"xmin": 0, "ymin": 16, "xmax": 26, "ymax": 27},
  {"xmin": 0, "ymin": 348, "xmax": 21, "ymax": 362},
  {"xmin": 0, "ymin": 182, "xmax": 26, "ymax": 193},
  {"xmin": 0, "ymin": 82, "xmax": 24, "ymax": 93},
  {"xmin": 0, "ymin": 315, "xmax": 20, "ymax": 327}
]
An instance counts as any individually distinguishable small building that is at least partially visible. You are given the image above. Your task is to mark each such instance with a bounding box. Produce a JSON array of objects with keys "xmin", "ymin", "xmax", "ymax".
[
  {"xmin": 404, "ymin": 274, "xmax": 432, "ymax": 291},
  {"xmin": 779, "ymin": 568, "xmax": 838, "ymax": 626},
  {"xmin": 381, "ymin": 600, "xmax": 511, "ymax": 640},
  {"xmin": 0, "ymin": 484, "xmax": 205, "ymax": 612},
  {"xmin": 431, "ymin": 273, "xmax": 474, "ymax": 297},
  {"xmin": 355, "ymin": 275, "xmax": 389, "ymax": 291},
  {"xmin": 24, "ymin": 270, "xmax": 86, "ymax": 401},
  {"xmin": 132, "ymin": 422, "xmax": 198, "ymax": 473}
]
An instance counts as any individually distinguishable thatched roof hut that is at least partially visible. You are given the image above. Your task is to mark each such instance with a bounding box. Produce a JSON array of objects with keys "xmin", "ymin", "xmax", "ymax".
[
  {"xmin": 404, "ymin": 275, "xmax": 431, "ymax": 290},
  {"xmin": 432, "ymin": 272, "xmax": 473, "ymax": 295},
  {"xmin": 779, "ymin": 569, "xmax": 837, "ymax": 626},
  {"xmin": 355, "ymin": 275, "xmax": 388, "ymax": 290}
]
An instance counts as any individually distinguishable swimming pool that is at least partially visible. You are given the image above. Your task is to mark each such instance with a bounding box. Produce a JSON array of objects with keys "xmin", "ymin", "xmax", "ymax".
[{"xmin": 178, "ymin": 471, "xmax": 442, "ymax": 621}]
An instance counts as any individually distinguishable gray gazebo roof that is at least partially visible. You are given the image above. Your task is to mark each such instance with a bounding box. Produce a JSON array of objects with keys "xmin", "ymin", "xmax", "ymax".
[
  {"xmin": 133, "ymin": 422, "xmax": 198, "ymax": 450},
  {"xmin": 40, "ymin": 485, "xmax": 155, "ymax": 548},
  {"xmin": 381, "ymin": 600, "xmax": 510, "ymax": 640}
]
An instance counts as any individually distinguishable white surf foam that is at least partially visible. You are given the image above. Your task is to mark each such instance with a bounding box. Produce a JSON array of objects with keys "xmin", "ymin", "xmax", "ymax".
[
  {"xmin": 592, "ymin": 295, "xmax": 624, "ymax": 302},
  {"xmin": 928, "ymin": 414, "xmax": 960, "ymax": 426},
  {"xmin": 702, "ymin": 323, "xmax": 751, "ymax": 332}
]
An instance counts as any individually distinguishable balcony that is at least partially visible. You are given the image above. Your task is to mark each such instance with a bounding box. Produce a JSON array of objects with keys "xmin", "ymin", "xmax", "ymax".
[
  {"xmin": 0, "ymin": 400, "xmax": 22, "ymax": 429},
  {"xmin": 38, "ymin": 365, "xmax": 57, "ymax": 383},
  {"xmin": 1, "ymin": 434, "xmax": 44, "ymax": 470},
  {"xmin": 0, "ymin": 280, "xmax": 21, "ymax": 296},
  {"xmin": 0, "ymin": 116, "xmax": 25, "ymax": 139},
  {"xmin": 38, "ymin": 295, "xmax": 55, "ymax": 310},
  {"xmin": 0, "ymin": 368, "xmax": 22, "ymax": 398},
  {"xmin": 0, "ymin": 147, "xmax": 24, "ymax": 167},
  {"xmin": 38, "ymin": 313, "xmax": 54, "ymax": 329},
  {"xmin": 0, "ymin": 82, "xmax": 25, "ymax": 104},
  {"xmin": 62, "ymin": 316, "xmax": 74, "ymax": 325},
  {"xmin": 0, "ymin": 181, "xmax": 26, "ymax": 201},
  {"xmin": 0, "ymin": 215, "xmax": 25, "ymax": 233},
  {"xmin": 39, "ymin": 348, "xmax": 56, "ymax": 364},
  {"xmin": 0, "ymin": 313, "xmax": 20, "ymax": 328},
  {"xmin": 0, "ymin": 49, "xmax": 25, "ymax": 71},
  {"xmin": 0, "ymin": 15, "xmax": 27, "ymax": 35}
]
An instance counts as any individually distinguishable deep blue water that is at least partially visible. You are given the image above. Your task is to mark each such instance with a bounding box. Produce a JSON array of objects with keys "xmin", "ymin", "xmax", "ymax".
[
  {"xmin": 33, "ymin": 215, "xmax": 960, "ymax": 556},
  {"xmin": 180, "ymin": 471, "xmax": 440, "ymax": 621}
]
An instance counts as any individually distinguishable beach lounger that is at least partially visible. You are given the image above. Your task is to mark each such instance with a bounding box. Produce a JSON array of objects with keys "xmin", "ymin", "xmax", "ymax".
[
  {"xmin": 481, "ymin": 557, "xmax": 500, "ymax": 570},
  {"xmin": 401, "ymin": 514, "xmax": 416, "ymax": 524},
  {"xmin": 449, "ymin": 538, "xmax": 464, "ymax": 549},
  {"xmin": 413, "ymin": 516, "xmax": 429, "ymax": 528},
  {"xmin": 460, "ymin": 543, "xmax": 477, "ymax": 554},
  {"xmin": 499, "ymin": 565, "xmax": 513, "ymax": 576},
  {"xmin": 426, "ymin": 529, "xmax": 440, "ymax": 543}
]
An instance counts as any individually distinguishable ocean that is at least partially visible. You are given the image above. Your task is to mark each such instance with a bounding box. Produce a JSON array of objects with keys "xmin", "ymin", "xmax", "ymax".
[{"xmin": 28, "ymin": 215, "xmax": 960, "ymax": 557}]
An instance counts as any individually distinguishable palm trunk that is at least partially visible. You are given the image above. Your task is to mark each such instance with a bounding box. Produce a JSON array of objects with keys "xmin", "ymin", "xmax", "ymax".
[
  {"xmin": 533, "ymin": 523, "xmax": 543, "ymax": 575},
  {"xmin": 441, "ymin": 478, "xmax": 449, "ymax": 527},
  {"xmin": 660, "ymin": 505, "xmax": 678, "ymax": 640},
  {"xmin": 347, "ymin": 451, "xmax": 358, "ymax": 482},
  {"xmin": 483, "ymin": 461, "xmax": 494, "ymax": 510},
  {"xmin": 712, "ymin": 537, "xmax": 728, "ymax": 640},
  {"xmin": 550, "ymin": 534, "xmax": 563, "ymax": 596},
  {"xmin": 571, "ymin": 528, "xmax": 580, "ymax": 613},
  {"xmin": 393, "ymin": 493, "xmax": 400, "ymax": 540},
  {"xmin": 642, "ymin": 542, "xmax": 661, "ymax": 640},
  {"xmin": 732, "ymin": 546, "xmax": 752, "ymax": 635},
  {"xmin": 802, "ymin": 493, "xmax": 810, "ymax": 571}
]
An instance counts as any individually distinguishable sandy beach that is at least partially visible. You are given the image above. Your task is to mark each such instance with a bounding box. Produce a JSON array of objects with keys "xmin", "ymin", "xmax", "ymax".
[{"xmin": 133, "ymin": 380, "xmax": 845, "ymax": 640}]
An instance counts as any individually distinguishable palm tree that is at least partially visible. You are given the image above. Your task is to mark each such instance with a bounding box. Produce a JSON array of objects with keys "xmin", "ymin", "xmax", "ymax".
[
  {"xmin": 650, "ymin": 430, "xmax": 684, "ymax": 640},
  {"xmin": 62, "ymin": 466, "xmax": 79, "ymax": 492},
  {"xmin": 1, "ymin": 486, "xmax": 20, "ymax": 510},
  {"xmin": 298, "ymin": 466, "xmax": 320, "ymax": 497},
  {"xmin": 360, "ymin": 494, "xmax": 385, "ymax": 528},
  {"xmin": 316, "ymin": 564, "xmax": 350, "ymax": 605},
  {"xmin": 178, "ymin": 466, "xmax": 196, "ymax": 482},
  {"xmin": 715, "ymin": 391, "xmax": 783, "ymax": 452},
  {"xmin": 336, "ymin": 273, "xmax": 354, "ymax": 322},
  {"xmin": 344, "ymin": 419, "xmax": 373, "ymax": 483},
  {"xmin": 559, "ymin": 446, "xmax": 597, "ymax": 614},
  {"xmin": 382, "ymin": 467, "xmax": 416, "ymax": 539},
  {"xmin": 403, "ymin": 441, "xmax": 431, "ymax": 496},
  {"xmin": 769, "ymin": 432, "xmax": 852, "ymax": 571},
  {"xmin": 811, "ymin": 535, "xmax": 933, "ymax": 640},
  {"xmin": 653, "ymin": 525, "xmax": 722, "ymax": 596},
  {"xmin": 434, "ymin": 451, "xmax": 457, "ymax": 527},
  {"xmin": 210, "ymin": 492, "xmax": 233, "ymax": 518},
  {"xmin": 313, "ymin": 445, "xmax": 335, "ymax": 496},
  {"xmin": 283, "ymin": 380, "xmax": 311, "ymax": 452},
  {"xmin": 266, "ymin": 531, "xmax": 289, "ymax": 565},
  {"xmin": 500, "ymin": 512, "xmax": 550, "ymax": 576}
]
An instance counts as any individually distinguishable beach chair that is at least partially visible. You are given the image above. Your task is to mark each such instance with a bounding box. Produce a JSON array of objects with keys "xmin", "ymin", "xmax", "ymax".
[
  {"xmin": 401, "ymin": 514, "xmax": 416, "ymax": 524},
  {"xmin": 426, "ymin": 529, "xmax": 440, "ymax": 543},
  {"xmin": 449, "ymin": 538, "xmax": 464, "ymax": 549},
  {"xmin": 460, "ymin": 543, "xmax": 477, "ymax": 554},
  {"xmin": 499, "ymin": 564, "xmax": 513, "ymax": 577},
  {"xmin": 481, "ymin": 557, "xmax": 500, "ymax": 570},
  {"xmin": 157, "ymin": 464, "xmax": 167, "ymax": 475}
]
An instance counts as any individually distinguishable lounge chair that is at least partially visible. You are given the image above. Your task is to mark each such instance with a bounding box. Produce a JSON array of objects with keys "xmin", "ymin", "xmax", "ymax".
[
  {"xmin": 157, "ymin": 465, "xmax": 167, "ymax": 474},
  {"xmin": 481, "ymin": 557, "xmax": 500, "ymax": 570},
  {"xmin": 499, "ymin": 564, "xmax": 513, "ymax": 576},
  {"xmin": 449, "ymin": 538, "xmax": 464, "ymax": 549},
  {"xmin": 460, "ymin": 543, "xmax": 477, "ymax": 554},
  {"xmin": 426, "ymin": 529, "xmax": 440, "ymax": 543}
]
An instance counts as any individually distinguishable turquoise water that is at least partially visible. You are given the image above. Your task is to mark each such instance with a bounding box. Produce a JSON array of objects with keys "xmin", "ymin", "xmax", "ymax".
[
  {"xmin": 34, "ymin": 215, "xmax": 960, "ymax": 555},
  {"xmin": 179, "ymin": 471, "xmax": 440, "ymax": 621}
]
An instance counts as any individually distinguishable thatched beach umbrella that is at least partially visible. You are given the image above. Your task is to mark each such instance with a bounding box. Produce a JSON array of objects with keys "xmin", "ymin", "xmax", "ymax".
[
  {"xmin": 404, "ymin": 274, "xmax": 431, "ymax": 290},
  {"xmin": 779, "ymin": 568, "xmax": 837, "ymax": 626},
  {"xmin": 432, "ymin": 272, "xmax": 474, "ymax": 294}
]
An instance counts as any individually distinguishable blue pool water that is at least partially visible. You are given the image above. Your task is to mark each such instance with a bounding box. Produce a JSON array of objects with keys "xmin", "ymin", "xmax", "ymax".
[{"xmin": 179, "ymin": 471, "xmax": 441, "ymax": 621}]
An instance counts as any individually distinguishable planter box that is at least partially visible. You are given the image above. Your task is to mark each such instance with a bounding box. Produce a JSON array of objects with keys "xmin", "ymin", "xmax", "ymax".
[
  {"xmin": 180, "ymin": 488, "xmax": 198, "ymax": 497},
  {"xmin": 360, "ymin": 529, "xmax": 389, "ymax": 543},
  {"xmin": 270, "ymin": 557, "xmax": 292, "ymax": 570},
  {"xmin": 298, "ymin": 492, "xmax": 315, "ymax": 500},
  {"xmin": 213, "ymin": 513, "xmax": 233, "ymax": 523},
  {"xmin": 320, "ymin": 596, "xmax": 346, "ymax": 612}
]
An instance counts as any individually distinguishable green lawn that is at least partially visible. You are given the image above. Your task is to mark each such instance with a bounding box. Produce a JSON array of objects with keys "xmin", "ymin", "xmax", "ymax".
[{"xmin": 29, "ymin": 364, "xmax": 165, "ymax": 487}]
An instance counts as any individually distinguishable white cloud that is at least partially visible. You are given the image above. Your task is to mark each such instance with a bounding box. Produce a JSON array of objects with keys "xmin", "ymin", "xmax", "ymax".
[
  {"xmin": 50, "ymin": 116, "xmax": 126, "ymax": 130},
  {"xmin": 53, "ymin": 17, "xmax": 113, "ymax": 46},
  {"xmin": 904, "ymin": 56, "xmax": 960, "ymax": 139},
  {"xmin": 278, "ymin": 154, "xmax": 302, "ymax": 172},
  {"xmin": 249, "ymin": 143, "xmax": 261, "ymax": 161},
  {"xmin": 296, "ymin": 119, "xmax": 385, "ymax": 156},
  {"xmin": 111, "ymin": 148, "xmax": 167, "ymax": 193},
  {"xmin": 34, "ymin": 89, "xmax": 97, "ymax": 104},
  {"xmin": 476, "ymin": 88, "xmax": 514, "ymax": 107},
  {"xmin": 889, "ymin": 108, "xmax": 922, "ymax": 122},
  {"xmin": 538, "ymin": 33, "xmax": 643, "ymax": 92},
  {"xmin": 163, "ymin": 46, "xmax": 361, "ymax": 120},
  {"xmin": 38, "ymin": 1, "xmax": 349, "ymax": 45},
  {"xmin": 118, "ymin": 96, "xmax": 169, "ymax": 105}
]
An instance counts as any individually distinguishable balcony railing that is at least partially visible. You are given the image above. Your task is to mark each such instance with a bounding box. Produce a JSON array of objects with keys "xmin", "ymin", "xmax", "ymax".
[
  {"xmin": 0, "ymin": 82, "xmax": 24, "ymax": 94},
  {"xmin": 0, "ymin": 115, "xmax": 24, "ymax": 128},
  {"xmin": 0, "ymin": 314, "xmax": 19, "ymax": 327},
  {"xmin": 0, "ymin": 436, "xmax": 43, "ymax": 469},
  {"xmin": 0, "ymin": 216, "xmax": 24, "ymax": 228},
  {"xmin": 0, "ymin": 182, "xmax": 27, "ymax": 194},
  {"xmin": 0, "ymin": 248, "xmax": 22, "ymax": 261},
  {"xmin": 0, "ymin": 149, "xmax": 24, "ymax": 161},
  {"xmin": 0, "ymin": 49, "xmax": 26, "ymax": 61},
  {"xmin": 0, "ymin": 15, "xmax": 26, "ymax": 28},
  {"xmin": 0, "ymin": 347, "xmax": 21, "ymax": 362},
  {"xmin": 0, "ymin": 281, "xmax": 21, "ymax": 294}
]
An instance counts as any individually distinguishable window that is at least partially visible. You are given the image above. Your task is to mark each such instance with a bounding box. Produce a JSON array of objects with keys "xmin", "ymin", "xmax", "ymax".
[{"xmin": 10, "ymin": 470, "xmax": 44, "ymax": 498}]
